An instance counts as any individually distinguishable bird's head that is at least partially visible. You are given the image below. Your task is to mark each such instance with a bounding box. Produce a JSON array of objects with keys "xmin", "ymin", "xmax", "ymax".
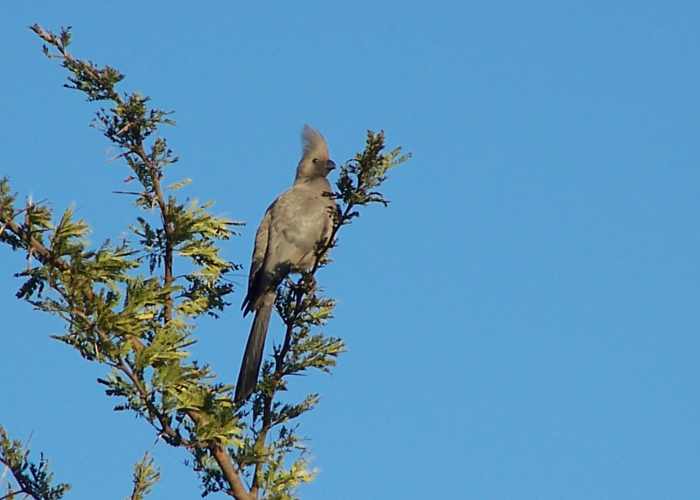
[{"xmin": 295, "ymin": 124, "xmax": 336, "ymax": 181}]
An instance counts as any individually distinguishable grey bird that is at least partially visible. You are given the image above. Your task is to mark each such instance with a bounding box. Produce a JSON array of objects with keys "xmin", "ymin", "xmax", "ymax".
[{"xmin": 235, "ymin": 125, "xmax": 337, "ymax": 402}]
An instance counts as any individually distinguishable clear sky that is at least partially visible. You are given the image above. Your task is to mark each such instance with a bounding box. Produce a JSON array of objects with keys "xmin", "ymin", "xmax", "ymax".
[{"xmin": 2, "ymin": 1, "xmax": 699, "ymax": 499}]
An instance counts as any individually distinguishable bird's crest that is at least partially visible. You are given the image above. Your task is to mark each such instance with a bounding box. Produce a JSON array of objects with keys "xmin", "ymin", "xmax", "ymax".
[{"xmin": 302, "ymin": 124, "xmax": 329, "ymax": 160}]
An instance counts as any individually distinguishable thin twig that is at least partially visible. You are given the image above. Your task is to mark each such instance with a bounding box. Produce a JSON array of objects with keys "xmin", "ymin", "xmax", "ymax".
[
  {"xmin": 134, "ymin": 143, "xmax": 174, "ymax": 321},
  {"xmin": 0, "ymin": 489, "xmax": 30, "ymax": 500},
  {"xmin": 112, "ymin": 190, "xmax": 143, "ymax": 196},
  {"xmin": 0, "ymin": 217, "xmax": 66, "ymax": 270}
]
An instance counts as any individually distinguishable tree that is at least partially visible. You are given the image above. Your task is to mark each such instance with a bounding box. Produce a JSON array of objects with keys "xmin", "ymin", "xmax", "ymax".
[{"xmin": 0, "ymin": 25, "xmax": 409, "ymax": 500}]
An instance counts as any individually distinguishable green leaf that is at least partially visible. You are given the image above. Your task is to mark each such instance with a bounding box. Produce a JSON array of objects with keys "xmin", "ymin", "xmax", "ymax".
[{"xmin": 129, "ymin": 452, "xmax": 160, "ymax": 500}]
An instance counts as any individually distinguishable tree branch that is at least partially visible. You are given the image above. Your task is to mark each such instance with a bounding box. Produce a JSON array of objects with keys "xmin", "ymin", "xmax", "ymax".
[
  {"xmin": 0, "ymin": 217, "xmax": 67, "ymax": 271},
  {"xmin": 3, "ymin": 206, "xmax": 250, "ymax": 498},
  {"xmin": 134, "ymin": 130, "xmax": 251, "ymax": 500},
  {"xmin": 0, "ymin": 425, "xmax": 69, "ymax": 500},
  {"xmin": 0, "ymin": 490, "xmax": 30, "ymax": 500},
  {"xmin": 118, "ymin": 358, "xmax": 188, "ymax": 447},
  {"xmin": 133, "ymin": 142, "xmax": 174, "ymax": 321},
  {"xmin": 210, "ymin": 445, "xmax": 254, "ymax": 500},
  {"xmin": 27, "ymin": 26, "xmax": 251, "ymax": 499}
]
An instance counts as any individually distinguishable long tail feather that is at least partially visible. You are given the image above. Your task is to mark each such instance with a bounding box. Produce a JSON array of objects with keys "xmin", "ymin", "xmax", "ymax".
[{"xmin": 235, "ymin": 298, "xmax": 273, "ymax": 402}]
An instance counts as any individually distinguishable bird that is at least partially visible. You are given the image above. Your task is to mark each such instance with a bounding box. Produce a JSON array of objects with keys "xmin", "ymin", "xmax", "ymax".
[{"xmin": 235, "ymin": 125, "xmax": 337, "ymax": 402}]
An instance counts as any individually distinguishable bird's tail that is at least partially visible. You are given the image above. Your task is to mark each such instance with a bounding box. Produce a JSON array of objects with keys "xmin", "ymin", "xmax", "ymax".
[{"xmin": 235, "ymin": 296, "xmax": 273, "ymax": 402}]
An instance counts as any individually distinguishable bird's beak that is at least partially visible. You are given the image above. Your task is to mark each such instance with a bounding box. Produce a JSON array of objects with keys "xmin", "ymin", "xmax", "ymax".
[{"xmin": 327, "ymin": 160, "xmax": 336, "ymax": 171}]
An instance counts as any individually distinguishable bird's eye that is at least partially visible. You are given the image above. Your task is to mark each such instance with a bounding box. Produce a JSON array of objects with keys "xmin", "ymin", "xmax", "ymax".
[{"xmin": 312, "ymin": 158, "xmax": 318, "ymax": 164}]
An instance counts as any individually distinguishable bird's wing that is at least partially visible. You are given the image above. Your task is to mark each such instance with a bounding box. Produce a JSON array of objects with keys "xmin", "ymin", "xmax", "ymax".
[
  {"xmin": 250, "ymin": 209, "xmax": 272, "ymax": 289},
  {"xmin": 242, "ymin": 208, "xmax": 272, "ymax": 314}
]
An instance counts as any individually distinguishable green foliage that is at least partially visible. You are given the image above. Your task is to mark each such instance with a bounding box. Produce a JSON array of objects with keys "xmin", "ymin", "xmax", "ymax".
[
  {"xmin": 335, "ymin": 130, "xmax": 411, "ymax": 213},
  {"xmin": 0, "ymin": 24, "xmax": 409, "ymax": 500},
  {"xmin": 15, "ymin": 22, "xmax": 244, "ymax": 488},
  {"xmin": 0, "ymin": 426, "xmax": 70, "ymax": 500},
  {"xmin": 129, "ymin": 453, "xmax": 160, "ymax": 500}
]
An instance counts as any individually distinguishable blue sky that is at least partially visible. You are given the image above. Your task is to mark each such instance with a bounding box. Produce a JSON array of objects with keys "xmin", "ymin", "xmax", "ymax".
[{"xmin": 2, "ymin": 1, "xmax": 700, "ymax": 499}]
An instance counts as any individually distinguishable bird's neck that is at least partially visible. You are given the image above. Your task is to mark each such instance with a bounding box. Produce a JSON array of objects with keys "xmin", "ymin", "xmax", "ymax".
[{"xmin": 293, "ymin": 175, "xmax": 331, "ymax": 190}]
